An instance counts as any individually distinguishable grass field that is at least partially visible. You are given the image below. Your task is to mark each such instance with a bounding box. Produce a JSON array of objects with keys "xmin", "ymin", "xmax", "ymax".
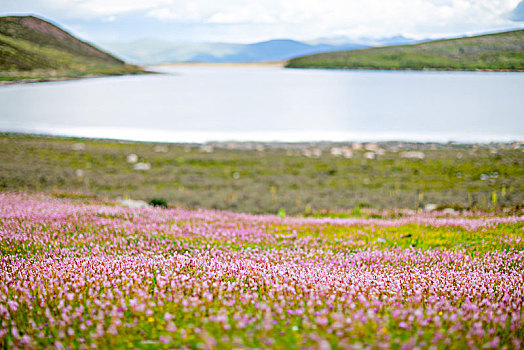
[
  {"xmin": 286, "ymin": 29, "xmax": 524, "ymax": 71},
  {"xmin": 1, "ymin": 193, "xmax": 523, "ymax": 348},
  {"xmin": 0, "ymin": 134, "xmax": 522, "ymax": 215}
]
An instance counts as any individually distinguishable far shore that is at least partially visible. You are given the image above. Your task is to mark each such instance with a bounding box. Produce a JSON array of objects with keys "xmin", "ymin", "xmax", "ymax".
[{"xmin": 159, "ymin": 61, "xmax": 287, "ymax": 68}]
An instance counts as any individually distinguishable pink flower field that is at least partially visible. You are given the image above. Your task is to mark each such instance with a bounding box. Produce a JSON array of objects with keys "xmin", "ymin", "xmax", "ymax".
[{"xmin": 1, "ymin": 193, "xmax": 524, "ymax": 349}]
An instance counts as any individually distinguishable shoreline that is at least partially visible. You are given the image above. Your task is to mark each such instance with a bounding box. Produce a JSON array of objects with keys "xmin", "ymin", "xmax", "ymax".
[
  {"xmin": 1, "ymin": 129, "xmax": 522, "ymax": 144},
  {"xmin": 1, "ymin": 131, "xmax": 522, "ymax": 148},
  {"xmin": 0, "ymin": 69, "xmax": 155, "ymax": 86},
  {"xmin": 159, "ymin": 61, "xmax": 286, "ymax": 68},
  {"xmin": 285, "ymin": 65, "xmax": 524, "ymax": 73},
  {"xmin": 3, "ymin": 62, "xmax": 522, "ymax": 87},
  {"xmin": 159, "ymin": 61, "xmax": 524, "ymax": 72}
]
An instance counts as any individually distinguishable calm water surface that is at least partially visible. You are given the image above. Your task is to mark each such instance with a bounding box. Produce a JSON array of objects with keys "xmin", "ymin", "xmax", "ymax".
[{"xmin": 0, "ymin": 66, "xmax": 523, "ymax": 142}]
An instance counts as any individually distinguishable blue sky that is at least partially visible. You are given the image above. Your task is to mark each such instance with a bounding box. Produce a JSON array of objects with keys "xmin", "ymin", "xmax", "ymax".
[{"xmin": 2, "ymin": 0, "xmax": 524, "ymax": 43}]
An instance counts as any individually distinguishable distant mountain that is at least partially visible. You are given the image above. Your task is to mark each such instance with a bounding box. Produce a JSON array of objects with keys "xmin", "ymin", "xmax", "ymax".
[
  {"xmin": 213, "ymin": 39, "xmax": 369, "ymax": 63},
  {"xmin": 100, "ymin": 39, "xmax": 369, "ymax": 64},
  {"xmin": 308, "ymin": 35, "xmax": 423, "ymax": 47},
  {"xmin": 101, "ymin": 40, "xmax": 242, "ymax": 64},
  {"xmin": 510, "ymin": 0, "xmax": 524, "ymax": 21},
  {"xmin": 287, "ymin": 29, "xmax": 524, "ymax": 71},
  {"xmin": 0, "ymin": 15, "xmax": 146, "ymax": 82},
  {"xmin": 359, "ymin": 35, "xmax": 421, "ymax": 46}
]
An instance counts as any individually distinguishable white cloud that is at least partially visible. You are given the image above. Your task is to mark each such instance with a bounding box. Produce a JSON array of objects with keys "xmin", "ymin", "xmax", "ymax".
[
  {"xmin": 2, "ymin": 0, "xmax": 523, "ymax": 41},
  {"xmin": 206, "ymin": 7, "xmax": 277, "ymax": 24},
  {"xmin": 143, "ymin": 0, "xmax": 522, "ymax": 38},
  {"xmin": 3, "ymin": 0, "xmax": 173, "ymax": 17},
  {"xmin": 146, "ymin": 8, "xmax": 180, "ymax": 20}
]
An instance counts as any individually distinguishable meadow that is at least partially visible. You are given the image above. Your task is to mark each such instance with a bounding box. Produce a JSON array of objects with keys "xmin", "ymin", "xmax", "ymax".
[
  {"xmin": 1, "ymin": 193, "xmax": 523, "ymax": 348},
  {"xmin": 1, "ymin": 134, "xmax": 523, "ymax": 215}
]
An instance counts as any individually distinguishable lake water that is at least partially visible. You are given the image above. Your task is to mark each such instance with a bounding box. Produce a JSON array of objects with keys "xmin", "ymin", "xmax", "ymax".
[{"xmin": 0, "ymin": 66, "xmax": 523, "ymax": 143}]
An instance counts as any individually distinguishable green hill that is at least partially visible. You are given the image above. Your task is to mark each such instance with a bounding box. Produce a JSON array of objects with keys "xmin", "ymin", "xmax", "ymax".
[
  {"xmin": 287, "ymin": 30, "xmax": 524, "ymax": 71},
  {"xmin": 0, "ymin": 15, "xmax": 147, "ymax": 82}
]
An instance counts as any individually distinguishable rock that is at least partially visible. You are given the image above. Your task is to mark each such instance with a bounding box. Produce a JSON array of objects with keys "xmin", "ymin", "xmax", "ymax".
[
  {"xmin": 126, "ymin": 154, "xmax": 138, "ymax": 163},
  {"xmin": 352, "ymin": 143, "xmax": 363, "ymax": 151},
  {"xmin": 312, "ymin": 149, "xmax": 322, "ymax": 158},
  {"xmin": 330, "ymin": 146, "xmax": 353, "ymax": 158},
  {"xmin": 330, "ymin": 147, "xmax": 343, "ymax": 156},
  {"xmin": 118, "ymin": 199, "xmax": 149, "ymax": 209},
  {"xmin": 133, "ymin": 162, "xmax": 151, "ymax": 171},
  {"xmin": 364, "ymin": 152, "xmax": 376, "ymax": 160},
  {"xmin": 342, "ymin": 148, "xmax": 353, "ymax": 159},
  {"xmin": 400, "ymin": 151, "xmax": 425, "ymax": 159},
  {"xmin": 365, "ymin": 143, "xmax": 379, "ymax": 151},
  {"xmin": 303, "ymin": 149, "xmax": 321, "ymax": 158},
  {"xmin": 424, "ymin": 203, "xmax": 438, "ymax": 212},
  {"xmin": 200, "ymin": 145, "xmax": 214, "ymax": 153},
  {"xmin": 154, "ymin": 145, "xmax": 168, "ymax": 153},
  {"xmin": 72, "ymin": 143, "xmax": 85, "ymax": 151}
]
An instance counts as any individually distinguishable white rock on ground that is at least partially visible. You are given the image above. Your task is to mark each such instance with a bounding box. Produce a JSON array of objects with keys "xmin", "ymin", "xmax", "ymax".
[
  {"xmin": 365, "ymin": 143, "xmax": 379, "ymax": 151},
  {"xmin": 364, "ymin": 152, "xmax": 376, "ymax": 159},
  {"xmin": 118, "ymin": 199, "xmax": 149, "ymax": 209},
  {"xmin": 72, "ymin": 143, "xmax": 85, "ymax": 151},
  {"xmin": 127, "ymin": 154, "xmax": 138, "ymax": 163},
  {"xmin": 342, "ymin": 147, "xmax": 353, "ymax": 159},
  {"xmin": 200, "ymin": 145, "xmax": 214, "ymax": 153},
  {"xmin": 133, "ymin": 162, "xmax": 151, "ymax": 171},
  {"xmin": 154, "ymin": 146, "xmax": 168, "ymax": 153},
  {"xmin": 424, "ymin": 203, "xmax": 438, "ymax": 212},
  {"xmin": 330, "ymin": 147, "xmax": 343, "ymax": 156},
  {"xmin": 400, "ymin": 151, "xmax": 425, "ymax": 159}
]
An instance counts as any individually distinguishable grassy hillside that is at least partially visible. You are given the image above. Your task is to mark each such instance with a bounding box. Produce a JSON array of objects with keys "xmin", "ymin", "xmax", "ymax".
[
  {"xmin": 0, "ymin": 16, "xmax": 147, "ymax": 82},
  {"xmin": 287, "ymin": 29, "xmax": 524, "ymax": 71}
]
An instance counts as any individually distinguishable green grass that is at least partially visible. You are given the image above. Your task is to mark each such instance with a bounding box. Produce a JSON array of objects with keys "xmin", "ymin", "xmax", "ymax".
[
  {"xmin": 0, "ymin": 134, "xmax": 522, "ymax": 215},
  {"xmin": 0, "ymin": 16, "xmax": 148, "ymax": 82},
  {"xmin": 267, "ymin": 222, "xmax": 524, "ymax": 253},
  {"xmin": 287, "ymin": 29, "xmax": 524, "ymax": 71}
]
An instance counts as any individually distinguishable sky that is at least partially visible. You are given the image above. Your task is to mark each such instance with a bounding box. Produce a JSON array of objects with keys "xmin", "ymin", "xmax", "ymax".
[{"xmin": 1, "ymin": 0, "xmax": 524, "ymax": 43}]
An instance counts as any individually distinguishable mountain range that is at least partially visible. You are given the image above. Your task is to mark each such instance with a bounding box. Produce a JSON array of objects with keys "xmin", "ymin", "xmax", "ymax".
[{"xmin": 100, "ymin": 39, "xmax": 375, "ymax": 65}]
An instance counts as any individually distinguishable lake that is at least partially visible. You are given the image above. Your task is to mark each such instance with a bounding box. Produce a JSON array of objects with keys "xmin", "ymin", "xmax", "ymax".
[{"xmin": 0, "ymin": 66, "xmax": 523, "ymax": 143}]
